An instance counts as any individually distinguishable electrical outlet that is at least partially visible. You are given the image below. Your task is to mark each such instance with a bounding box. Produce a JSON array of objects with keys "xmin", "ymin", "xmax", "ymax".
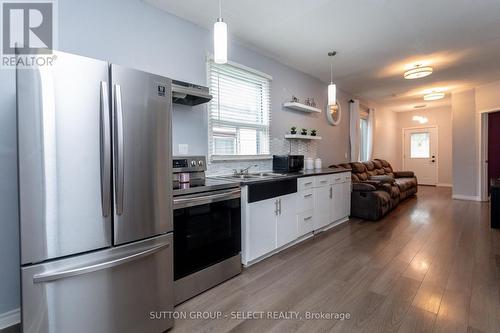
[{"xmin": 178, "ymin": 144, "xmax": 189, "ymax": 155}]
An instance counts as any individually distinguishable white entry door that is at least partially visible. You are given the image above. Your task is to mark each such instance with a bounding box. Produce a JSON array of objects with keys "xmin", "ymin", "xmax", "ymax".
[{"xmin": 403, "ymin": 127, "xmax": 438, "ymax": 185}]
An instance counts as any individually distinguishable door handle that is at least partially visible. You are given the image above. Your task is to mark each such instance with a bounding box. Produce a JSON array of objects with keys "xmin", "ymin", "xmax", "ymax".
[
  {"xmin": 33, "ymin": 242, "xmax": 170, "ymax": 283},
  {"xmin": 99, "ymin": 82, "xmax": 111, "ymax": 217},
  {"xmin": 278, "ymin": 198, "xmax": 282, "ymax": 215},
  {"xmin": 329, "ymin": 186, "xmax": 333, "ymax": 199},
  {"xmin": 114, "ymin": 84, "xmax": 124, "ymax": 216}
]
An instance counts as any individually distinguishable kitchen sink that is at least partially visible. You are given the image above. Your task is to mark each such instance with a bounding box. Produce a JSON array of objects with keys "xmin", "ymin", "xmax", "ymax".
[{"xmin": 214, "ymin": 172, "xmax": 286, "ymax": 182}]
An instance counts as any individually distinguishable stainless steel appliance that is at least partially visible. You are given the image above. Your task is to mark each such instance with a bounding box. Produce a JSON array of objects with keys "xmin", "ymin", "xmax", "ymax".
[
  {"xmin": 272, "ymin": 154, "xmax": 305, "ymax": 173},
  {"xmin": 17, "ymin": 50, "xmax": 174, "ymax": 333},
  {"xmin": 172, "ymin": 156, "xmax": 242, "ymax": 304},
  {"xmin": 171, "ymin": 80, "xmax": 212, "ymax": 106}
]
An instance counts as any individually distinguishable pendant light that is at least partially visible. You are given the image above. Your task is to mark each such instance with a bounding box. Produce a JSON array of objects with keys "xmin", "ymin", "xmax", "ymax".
[
  {"xmin": 328, "ymin": 51, "xmax": 337, "ymax": 105},
  {"xmin": 214, "ymin": 0, "xmax": 227, "ymax": 64}
]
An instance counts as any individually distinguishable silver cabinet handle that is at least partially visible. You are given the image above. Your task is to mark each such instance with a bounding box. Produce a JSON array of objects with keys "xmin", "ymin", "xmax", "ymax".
[
  {"xmin": 320, "ymin": 180, "xmax": 328, "ymax": 184},
  {"xmin": 279, "ymin": 198, "xmax": 282, "ymax": 215},
  {"xmin": 329, "ymin": 186, "xmax": 333, "ymax": 199},
  {"xmin": 304, "ymin": 216, "xmax": 312, "ymax": 221},
  {"xmin": 274, "ymin": 199, "xmax": 279, "ymax": 216},
  {"xmin": 335, "ymin": 177, "xmax": 341, "ymax": 181},
  {"xmin": 304, "ymin": 194, "xmax": 313, "ymax": 198},
  {"xmin": 113, "ymin": 84, "xmax": 124, "ymax": 215},
  {"xmin": 99, "ymin": 82, "xmax": 111, "ymax": 217},
  {"xmin": 173, "ymin": 189, "xmax": 240, "ymax": 209},
  {"xmin": 33, "ymin": 242, "xmax": 170, "ymax": 283}
]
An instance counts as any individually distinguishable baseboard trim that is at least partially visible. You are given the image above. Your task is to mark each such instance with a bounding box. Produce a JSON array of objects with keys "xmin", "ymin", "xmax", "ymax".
[
  {"xmin": 452, "ymin": 194, "xmax": 482, "ymax": 202},
  {"xmin": 437, "ymin": 183, "xmax": 452, "ymax": 187},
  {"xmin": 0, "ymin": 308, "xmax": 20, "ymax": 330}
]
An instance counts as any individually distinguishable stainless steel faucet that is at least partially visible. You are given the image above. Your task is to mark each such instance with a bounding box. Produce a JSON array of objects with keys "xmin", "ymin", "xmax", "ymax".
[{"xmin": 235, "ymin": 164, "xmax": 258, "ymax": 175}]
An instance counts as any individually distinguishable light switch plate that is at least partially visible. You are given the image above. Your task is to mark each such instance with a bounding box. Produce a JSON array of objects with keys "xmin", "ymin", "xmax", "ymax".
[{"xmin": 178, "ymin": 144, "xmax": 189, "ymax": 155}]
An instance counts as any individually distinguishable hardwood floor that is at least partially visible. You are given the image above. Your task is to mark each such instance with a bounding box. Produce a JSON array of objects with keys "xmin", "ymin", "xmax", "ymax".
[{"xmin": 172, "ymin": 186, "xmax": 500, "ymax": 333}]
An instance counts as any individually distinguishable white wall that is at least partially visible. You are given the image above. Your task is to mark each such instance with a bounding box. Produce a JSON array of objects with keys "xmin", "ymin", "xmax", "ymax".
[
  {"xmin": 476, "ymin": 80, "xmax": 500, "ymax": 112},
  {"xmin": 0, "ymin": 0, "xmax": 354, "ymax": 315},
  {"xmin": 372, "ymin": 105, "xmax": 400, "ymax": 169},
  {"xmin": 452, "ymin": 89, "xmax": 478, "ymax": 198}
]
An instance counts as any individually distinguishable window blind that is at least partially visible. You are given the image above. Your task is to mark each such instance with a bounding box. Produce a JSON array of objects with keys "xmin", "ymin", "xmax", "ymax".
[{"xmin": 208, "ymin": 60, "xmax": 271, "ymax": 157}]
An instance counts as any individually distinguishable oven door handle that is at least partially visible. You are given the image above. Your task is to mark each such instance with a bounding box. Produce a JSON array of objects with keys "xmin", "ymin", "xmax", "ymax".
[{"xmin": 173, "ymin": 189, "xmax": 241, "ymax": 209}]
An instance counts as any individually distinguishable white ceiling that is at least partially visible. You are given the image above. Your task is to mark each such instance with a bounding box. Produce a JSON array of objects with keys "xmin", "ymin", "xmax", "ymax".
[{"xmin": 145, "ymin": 0, "xmax": 500, "ymax": 111}]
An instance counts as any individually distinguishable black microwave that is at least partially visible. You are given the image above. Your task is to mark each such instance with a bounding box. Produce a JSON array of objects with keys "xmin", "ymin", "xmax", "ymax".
[{"xmin": 272, "ymin": 155, "xmax": 304, "ymax": 173}]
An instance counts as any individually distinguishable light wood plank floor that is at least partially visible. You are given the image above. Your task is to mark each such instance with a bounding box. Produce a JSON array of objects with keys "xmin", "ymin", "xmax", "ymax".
[{"xmin": 172, "ymin": 186, "xmax": 500, "ymax": 333}]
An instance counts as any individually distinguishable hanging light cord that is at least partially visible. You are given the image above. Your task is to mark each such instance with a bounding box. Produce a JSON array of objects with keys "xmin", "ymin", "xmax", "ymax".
[
  {"xmin": 330, "ymin": 62, "xmax": 333, "ymax": 84},
  {"xmin": 219, "ymin": 0, "xmax": 222, "ymax": 18}
]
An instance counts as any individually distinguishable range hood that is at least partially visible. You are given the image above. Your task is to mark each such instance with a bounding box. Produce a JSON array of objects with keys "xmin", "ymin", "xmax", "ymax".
[{"xmin": 171, "ymin": 80, "xmax": 212, "ymax": 106}]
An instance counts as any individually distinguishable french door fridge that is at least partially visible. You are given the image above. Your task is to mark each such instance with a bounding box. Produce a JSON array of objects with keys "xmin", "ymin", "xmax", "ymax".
[{"xmin": 17, "ymin": 51, "xmax": 173, "ymax": 333}]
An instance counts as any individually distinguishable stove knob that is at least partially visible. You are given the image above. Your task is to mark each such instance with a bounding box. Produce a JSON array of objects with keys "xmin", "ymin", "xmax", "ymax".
[
  {"xmin": 198, "ymin": 160, "xmax": 204, "ymax": 167},
  {"xmin": 190, "ymin": 160, "xmax": 196, "ymax": 167}
]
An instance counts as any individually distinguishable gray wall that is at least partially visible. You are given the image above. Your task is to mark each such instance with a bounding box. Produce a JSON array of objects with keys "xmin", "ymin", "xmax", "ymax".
[
  {"xmin": 451, "ymin": 89, "xmax": 478, "ymax": 198},
  {"xmin": 0, "ymin": 0, "xmax": 351, "ymax": 314}
]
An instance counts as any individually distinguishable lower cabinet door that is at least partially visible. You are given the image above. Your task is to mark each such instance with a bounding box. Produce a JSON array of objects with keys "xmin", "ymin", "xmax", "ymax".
[
  {"xmin": 314, "ymin": 186, "xmax": 331, "ymax": 230},
  {"xmin": 342, "ymin": 181, "xmax": 352, "ymax": 218},
  {"xmin": 331, "ymin": 183, "xmax": 344, "ymax": 222},
  {"xmin": 297, "ymin": 210, "xmax": 314, "ymax": 236},
  {"xmin": 276, "ymin": 193, "xmax": 298, "ymax": 247},
  {"xmin": 248, "ymin": 198, "xmax": 278, "ymax": 261}
]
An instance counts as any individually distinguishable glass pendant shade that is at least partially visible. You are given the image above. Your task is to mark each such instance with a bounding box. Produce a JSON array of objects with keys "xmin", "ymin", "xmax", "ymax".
[
  {"xmin": 214, "ymin": 19, "xmax": 227, "ymax": 64},
  {"xmin": 328, "ymin": 83, "xmax": 336, "ymax": 105}
]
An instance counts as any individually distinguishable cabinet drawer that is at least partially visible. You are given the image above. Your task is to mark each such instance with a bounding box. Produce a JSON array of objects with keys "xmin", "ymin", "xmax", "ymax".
[
  {"xmin": 341, "ymin": 172, "xmax": 352, "ymax": 183},
  {"xmin": 296, "ymin": 189, "xmax": 314, "ymax": 212},
  {"xmin": 298, "ymin": 177, "xmax": 315, "ymax": 191},
  {"xmin": 297, "ymin": 210, "xmax": 314, "ymax": 236},
  {"xmin": 314, "ymin": 175, "xmax": 330, "ymax": 187},
  {"xmin": 330, "ymin": 173, "xmax": 344, "ymax": 184}
]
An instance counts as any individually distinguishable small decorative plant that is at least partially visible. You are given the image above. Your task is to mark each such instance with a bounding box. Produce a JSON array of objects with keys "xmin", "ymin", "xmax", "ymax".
[
  {"xmin": 290, "ymin": 126, "xmax": 297, "ymax": 134},
  {"xmin": 310, "ymin": 129, "xmax": 317, "ymax": 136},
  {"xmin": 301, "ymin": 128, "xmax": 308, "ymax": 135}
]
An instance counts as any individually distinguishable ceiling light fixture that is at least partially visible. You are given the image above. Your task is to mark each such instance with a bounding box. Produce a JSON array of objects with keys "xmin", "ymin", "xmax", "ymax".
[
  {"xmin": 404, "ymin": 64, "xmax": 433, "ymax": 79},
  {"xmin": 414, "ymin": 104, "xmax": 427, "ymax": 109},
  {"xmin": 328, "ymin": 51, "xmax": 337, "ymax": 106},
  {"xmin": 412, "ymin": 115, "xmax": 429, "ymax": 124},
  {"xmin": 423, "ymin": 91, "xmax": 445, "ymax": 101},
  {"xmin": 214, "ymin": 0, "xmax": 227, "ymax": 64}
]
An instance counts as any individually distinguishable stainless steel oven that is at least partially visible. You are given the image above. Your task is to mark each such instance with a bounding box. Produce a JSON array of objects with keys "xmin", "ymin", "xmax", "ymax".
[{"xmin": 172, "ymin": 156, "xmax": 242, "ymax": 305}]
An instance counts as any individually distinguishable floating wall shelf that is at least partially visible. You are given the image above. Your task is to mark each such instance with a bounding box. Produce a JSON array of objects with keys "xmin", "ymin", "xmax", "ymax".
[
  {"xmin": 285, "ymin": 134, "xmax": 322, "ymax": 140},
  {"xmin": 283, "ymin": 102, "xmax": 322, "ymax": 113}
]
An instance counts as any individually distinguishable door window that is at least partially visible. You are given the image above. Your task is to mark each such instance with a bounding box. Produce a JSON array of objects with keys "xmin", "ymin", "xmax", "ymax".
[{"xmin": 410, "ymin": 132, "xmax": 430, "ymax": 158}]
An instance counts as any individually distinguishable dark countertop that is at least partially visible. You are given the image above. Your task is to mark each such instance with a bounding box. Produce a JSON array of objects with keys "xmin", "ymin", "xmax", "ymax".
[{"xmin": 207, "ymin": 167, "xmax": 351, "ymax": 186}]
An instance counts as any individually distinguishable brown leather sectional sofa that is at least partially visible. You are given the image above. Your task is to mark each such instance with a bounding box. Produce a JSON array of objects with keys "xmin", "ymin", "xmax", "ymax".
[{"xmin": 333, "ymin": 159, "xmax": 418, "ymax": 221}]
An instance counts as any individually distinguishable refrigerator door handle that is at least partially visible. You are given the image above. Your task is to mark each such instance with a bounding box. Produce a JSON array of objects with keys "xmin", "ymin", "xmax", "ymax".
[
  {"xmin": 114, "ymin": 84, "xmax": 125, "ymax": 215},
  {"xmin": 32, "ymin": 242, "xmax": 170, "ymax": 283},
  {"xmin": 100, "ymin": 82, "xmax": 111, "ymax": 217}
]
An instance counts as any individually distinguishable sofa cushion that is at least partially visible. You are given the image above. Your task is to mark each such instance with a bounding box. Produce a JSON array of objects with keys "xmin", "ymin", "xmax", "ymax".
[
  {"xmin": 369, "ymin": 175, "xmax": 395, "ymax": 184},
  {"xmin": 351, "ymin": 162, "xmax": 366, "ymax": 173},
  {"xmin": 395, "ymin": 178, "xmax": 417, "ymax": 192}
]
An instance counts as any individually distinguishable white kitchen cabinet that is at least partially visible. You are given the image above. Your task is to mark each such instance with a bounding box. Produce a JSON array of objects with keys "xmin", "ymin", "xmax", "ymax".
[
  {"xmin": 330, "ymin": 183, "xmax": 344, "ymax": 222},
  {"xmin": 247, "ymin": 197, "xmax": 278, "ymax": 261},
  {"xmin": 341, "ymin": 181, "xmax": 352, "ymax": 218},
  {"xmin": 297, "ymin": 210, "xmax": 314, "ymax": 236},
  {"xmin": 276, "ymin": 193, "xmax": 298, "ymax": 247},
  {"xmin": 296, "ymin": 188, "xmax": 314, "ymax": 212},
  {"xmin": 314, "ymin": 185, "xmax": 332, "ymax": 230}
]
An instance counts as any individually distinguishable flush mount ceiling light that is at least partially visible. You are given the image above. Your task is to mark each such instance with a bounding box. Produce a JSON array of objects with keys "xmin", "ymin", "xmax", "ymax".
[
  {"xmin": 404, "ymin": 64, "xmax": 433, "ymax": 79},
  {"xmin": 214, "ymin": 0, "xmax": 227, "ymax": 64},
  {"xmin": 423, "ymin": 91, "xmax": 445, "ymax": 101},
  {"xmin": 327, "ymin": 51, "xmax": 337, "ymax": 106},
  {"xmin": 414, "ymin": 104, "xmax": 427, "ymax": 109}
]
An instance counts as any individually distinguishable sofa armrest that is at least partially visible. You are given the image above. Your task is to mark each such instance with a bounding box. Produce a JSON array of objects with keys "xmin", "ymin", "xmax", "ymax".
[
  {"xmin": 394, "ymin": 171, "xmax": 415, "ymax": 178},
  {"xmin": 352, "ymin": 183, "xmax": 377, "ymax": 192}
]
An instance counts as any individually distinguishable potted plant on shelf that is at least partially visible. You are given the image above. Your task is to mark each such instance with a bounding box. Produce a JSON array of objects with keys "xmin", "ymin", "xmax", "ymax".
[
  {"xmin": 301, "ymin": 128, "xmax": 308, "ymax": 136},
  {"xmin": 290, "ymin": 126, "xmax": 297, "ymax": 135},
  {"xmin": 310, "ymin": 129, "xmax": 317, "ymax": 136}
]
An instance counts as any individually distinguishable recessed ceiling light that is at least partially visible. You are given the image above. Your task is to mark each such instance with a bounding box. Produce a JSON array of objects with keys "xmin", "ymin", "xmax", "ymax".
[
  {"xmin": 404, "ymin": 64, "xmax": 433, "ymax": 79},
  {"xmin": 423, "ymin": 92, "xmax": 445, "ymax": 101}
]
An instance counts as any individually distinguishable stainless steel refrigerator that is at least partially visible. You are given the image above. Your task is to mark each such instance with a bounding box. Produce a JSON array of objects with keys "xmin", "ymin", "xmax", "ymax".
[{"xmin": 16, "ymin": 51, "xmax": 173, "ymax": 333}]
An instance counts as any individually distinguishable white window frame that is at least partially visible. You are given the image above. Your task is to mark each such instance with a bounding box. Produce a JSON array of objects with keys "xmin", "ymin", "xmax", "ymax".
[
  {"xmin": 207, "ymin": 57, "xmax": 272, "ymax": 162},
  {"xmin": 359, "ymin": 110, "xmax": 369, "ymax": 162}
]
